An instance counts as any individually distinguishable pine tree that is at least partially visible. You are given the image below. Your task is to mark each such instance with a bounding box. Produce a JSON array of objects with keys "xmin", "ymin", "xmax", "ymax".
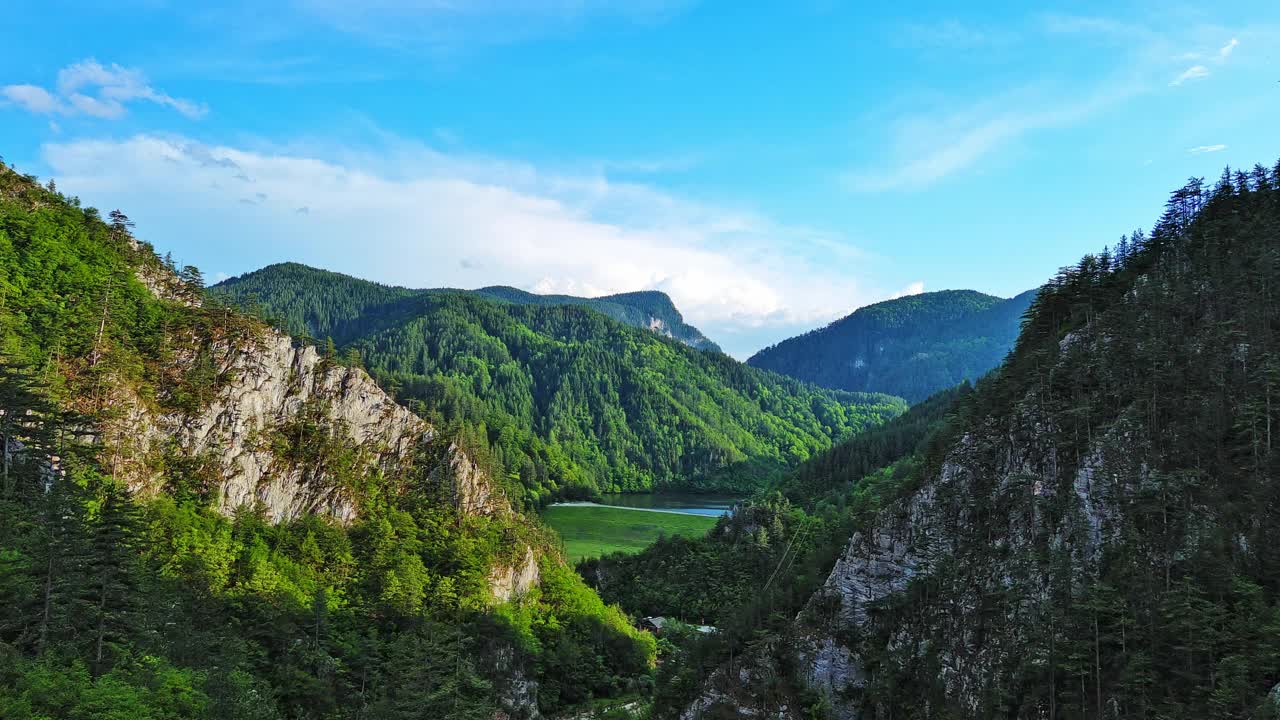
[
  {"xmin": 107, "ymin": 209, "xmax": 135, "ymax": 242},
  {"xmin": 84, "ymin": 479, "xmax": 143, "ymax": 676}
]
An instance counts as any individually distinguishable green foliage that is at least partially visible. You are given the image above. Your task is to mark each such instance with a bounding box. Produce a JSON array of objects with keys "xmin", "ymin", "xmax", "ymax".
[
  {"xmin": 211, "ymin": 263, "xmax": 908, "ymax": 501},
  {"xmin": 467, "ymin": 284, "xmax": 720, "ymax": 353},
  {"xmin": 582, "ymin": 390, "xmax": 959, "ymax": 629},
  {"xmin": 573, "ymin": 392, "xmax": 965, "ymax": 714},
  {"xmin": 749, "ymin": 288, "xmax": 1035, "ymax": 402},
  {"xmin": 606, "ymin": 162, "xmax": 1280, "ymax": 718},
  {"xmin": 0, "ymin": 165, "xmax": 656, "ymax": 717},
  {"xmin": 0, "ymin": 654, "xmax": 212, "ymax": 720},
  {"xmin": 212, "ymin": 262, "xmax": 720, "ymax": 351},
  {"xmin": 510, "ymin": 560, "xmax": 657, "ymax": 712},
  {"xmin": 788, "ymin": 165, "xmax": 1280, "ymax": 718}
]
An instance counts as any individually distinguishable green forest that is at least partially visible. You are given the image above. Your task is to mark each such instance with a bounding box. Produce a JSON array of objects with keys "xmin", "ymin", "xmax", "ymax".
[
  {"xmin": 749, "ymin": 288, "xmax": 1035, "ymax": 402},
  {"xmin": 6, "ymin": 142, "xmax": 1280, "ymax": 720},
  {"xmin": 578, "ymin": 387, "xmax": 965, "ymax": 713},
  {"xmin": 0, "ymin": 164, "xmax": 655, "ymax": 719},
  {"xmin": 586, "ymin": 163, "xmax": 1280, "ymax": 718},
  {"xmin": 212, "ymin": 263, "xmax": 907, "ymax": 503}
]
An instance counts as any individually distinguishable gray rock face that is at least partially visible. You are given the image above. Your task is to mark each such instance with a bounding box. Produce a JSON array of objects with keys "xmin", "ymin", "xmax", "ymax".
[
  {"xmin": 677, "ymin": 369, "xmax": 1149, "ymax": 720},
  {"xmin": 135, "ymin": 261, "xmax": 195, "ymax": 306},
  {"xmin": 431, "ymin": 439, "xmax": 512, "ymax": 518},
  {"xmin": 679, "ymin": 661, "xmax": 799, "ymax": 720},
  {"xmin": 792, "ymin": 394, "xmax": 1152, "ymax": 718},
  {"xmin": 492, "ymin": 646, "xmax": 543, "ymax": 720},
  {"xmin": 799, "ymin": 451, "xmax": 945, "ymax": 719},
  {"xmin": 489, "ymin": 546, "xmax": 541, "ymax": 604},
  {"xmin": 118, "ymin": 332, "xmax": 415, "ymax": 521},
  {"xmin": 109, "ymin": 327, "xmax": 513, "ymax": 524}
]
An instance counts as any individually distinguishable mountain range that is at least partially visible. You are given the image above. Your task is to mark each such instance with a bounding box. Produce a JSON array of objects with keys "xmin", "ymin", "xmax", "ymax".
[
  {"xmin": 214, "ymin": 262, "xmax": 720, "ymax": 352},
  {"xmin": 210, "ymin": 263, "xmax": 906, "ymax": 500},
  {"xmin": 6, "ymin": 154, "xmax": 1280, "ymax": 720}
]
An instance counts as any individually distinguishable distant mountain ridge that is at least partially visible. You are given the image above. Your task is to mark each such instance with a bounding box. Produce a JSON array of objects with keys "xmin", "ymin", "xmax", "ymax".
[
  {"xmin": 747, "ymin": 288, "xmax": 1037, "ymax": 403},
  {"xmin": 470, "ymin": 285, "xmax": 719, "ymax": 350},
  {"xmin": 213, "ymin": 262, "xmax": 720, "ymax": 352}
]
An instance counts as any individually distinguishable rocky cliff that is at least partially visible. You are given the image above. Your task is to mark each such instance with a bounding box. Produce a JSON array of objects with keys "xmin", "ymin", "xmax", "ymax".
[
  {"xmin": 109, "ymin": 327, "xmax": 512, "ymax": 525},
  {"xmin": 685, "ymin": 172, "xmax": 1280, "ymax": 718},
  {"xmin": 93, "ymin": 267, "xmax": 543, "ymax": 604}
]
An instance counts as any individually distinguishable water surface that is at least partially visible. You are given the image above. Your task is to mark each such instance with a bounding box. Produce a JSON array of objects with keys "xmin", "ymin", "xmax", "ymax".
[{"xmin": 588, "ymin": 493, "xmax": 743, "ymax": 517}]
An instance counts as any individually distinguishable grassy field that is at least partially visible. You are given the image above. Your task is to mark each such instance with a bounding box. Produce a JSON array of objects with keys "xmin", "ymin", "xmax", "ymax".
[{"xmin": 541, "ymin": 505, "xmax": 718, "ymax": 563}]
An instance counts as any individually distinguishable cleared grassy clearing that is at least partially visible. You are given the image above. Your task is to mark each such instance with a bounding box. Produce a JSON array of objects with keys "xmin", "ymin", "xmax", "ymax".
[{"xmin": 542, "ymin": 504, "xmax": 718, "ymax": 563}]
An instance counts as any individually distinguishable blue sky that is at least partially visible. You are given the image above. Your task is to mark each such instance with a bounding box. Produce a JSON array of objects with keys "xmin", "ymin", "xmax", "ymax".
[{"xmin": 2, "ymin": 1, "xmax": 1277, "ymax": 357}]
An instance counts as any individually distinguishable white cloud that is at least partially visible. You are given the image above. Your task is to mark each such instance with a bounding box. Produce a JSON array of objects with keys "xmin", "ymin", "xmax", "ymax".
[
  {"xmin": 1, "ymin": 59, "xmax": 206, "ymax": 120},
  {"xmin": 1170, "ymin": 64, "xmax": 1210, "ymax": 86},
  {"xmin": 1187, "ymin": 144, "xmax": 1227, "ymax": 154},
  {"xmin": 41, "ymin": 134, "xmax": 883, "ymax": 358},
  {"xmin": 889, "ymin": 281, "xmax": 926, "ymax": 300},
  {"xmin": 1169, "ymin": 36, "xmax": 1240, "ymax": 86},
  {"xmin": 2, "ymin": 85, "xmax": 61, "ymax": 114},
  {"xmin": 844, "ymin": 114, "xmax": 1019, "ymax": 192}
]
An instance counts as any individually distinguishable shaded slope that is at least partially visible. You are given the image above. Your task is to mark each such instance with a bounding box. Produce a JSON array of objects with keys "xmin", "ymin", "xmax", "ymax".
[
  {"xmin": 748, "ymin": 288, "xmax": 1036, "ymax": 402},
  {"xmin": 682, "ymin": 165, "xmax": 1280, "ymax": 719}
]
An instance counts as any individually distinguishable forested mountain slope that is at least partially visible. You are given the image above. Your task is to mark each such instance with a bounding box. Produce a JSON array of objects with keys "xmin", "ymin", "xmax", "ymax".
[
  {"xmin": 748, "ymin": 288, "xmax": 1036, "ymax": 402},
  {"xmin": 214, "ymin": 262, "xmax": 720, "ymax": 351},
  {"xmin": 470, "ymin": 284, "xmax": 721, "ymax": 352},
  {"xmin": 681, "ymin": 164, "xmax": 1280, "ymax": 719},
  {"xmin": 0, "ymin": 163, "xmax": 653, "ymax": 719},
  {"xmin": 581, "ymin": 385, "xmax": 963, "ymax": 623},
  {"xmin": 212, "ymin": 264, "xmax": 907, "ymax": 500},
  {"xmin": 578, "ymin": 386, "xmax": 966, "ymax": 713}
]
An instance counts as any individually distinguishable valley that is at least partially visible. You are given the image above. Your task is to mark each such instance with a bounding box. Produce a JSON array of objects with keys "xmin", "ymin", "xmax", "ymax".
[
  {"xmin": 210, "ymin": 263, "xmax": 909, "ymax": 502},
  {"xmin": 6, "ymin": 159, "xmax": 1280, "ymax": 719},
  {"xmin": 2, "ymin": 56, "xmax": 1277, "ymax": 720}
]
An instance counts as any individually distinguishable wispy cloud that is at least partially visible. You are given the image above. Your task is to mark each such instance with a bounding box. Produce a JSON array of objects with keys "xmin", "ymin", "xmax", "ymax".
[
  {"xmin": 843, "ymin": 83, "xmax": 1131, "ymax": 193},
  {"xmin": 1170, "ymin": 36, "xmax": 1240, "ymax": 86},
  {"xmin": 1187, "ymin": 144, "xmax": 1227, "ymax": 154},
  {"xmin": 850, "ymin": 14, "xmax": 1254, "ymax": 192},
  {"xmin": 1, "ymin": 59, "xmax": 206, "ymax": 119},
  {"xmin": 41, "ymin": 134, "xmax": 882, "ymax": 357},
  {"xmin": 1170, "ymin": 64, "xmax": 1210, "ymax": 86},
  {"xmin": 2, "ymin": 85, "xmax": 61, "ymax": 114}
]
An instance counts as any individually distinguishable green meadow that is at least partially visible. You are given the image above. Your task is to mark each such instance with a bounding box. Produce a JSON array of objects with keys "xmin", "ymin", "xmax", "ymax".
[{"xmin": 542, "ymin": 505, "xmax": 719, "ymax": 563}]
